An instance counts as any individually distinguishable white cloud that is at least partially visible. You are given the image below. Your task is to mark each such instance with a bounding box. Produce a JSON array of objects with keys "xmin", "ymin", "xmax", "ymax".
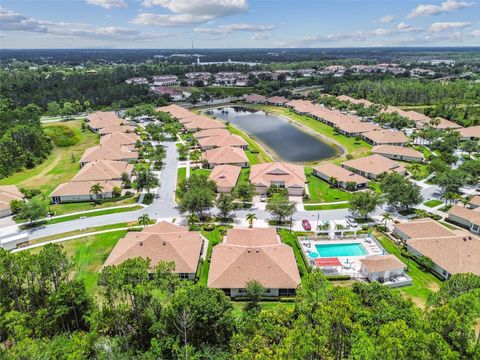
[
  {"xmin": 376, "ymin": 15, "xmax": 395, "ymax": 23},
  {"xmin": 470, "ymin": 29, "xmax": 480, "ymax": 36},
  {"xmin": 133, "ymin": 0, "xmax": 249, "ymax": 26},
  {"xmin": 194, "ymin": 23, "xmax": 274, "ymax": 34},
  {"xmin": 251, "ymin": 33, "xmax": 269, "ymax": 40},
  {"xmin": 429, "ymin": 21, "xmax": 471, "ymax": 32},
  {"xmin": 86, "ymin": 0, "xmax": 127, "ymax": 9},
  {"xmin": 0, "ymin": 7, "xmax": 47, "ymax": 32},
  {"xmin": 408, "ymin": 0, "xmax": 473, "ymax": 18},
  {"xmin": 396, "ymin": 22, "xmax": 421, "ymax": 32}
]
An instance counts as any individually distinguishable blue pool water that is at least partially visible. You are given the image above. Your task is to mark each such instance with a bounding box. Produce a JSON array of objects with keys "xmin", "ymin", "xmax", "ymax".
[
  {"xmin": 308, "ymin": 252, "xmax": 319, "ymax": 258},
  {"xmin": 315, "ymin": 243, "xmax": 367, "ymax": 258}
]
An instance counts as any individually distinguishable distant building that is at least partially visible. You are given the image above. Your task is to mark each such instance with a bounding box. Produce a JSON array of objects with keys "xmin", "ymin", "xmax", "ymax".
[
  {"xmin": 125, "ymin": 77, "xmax": 148, "ymax": 85},
  {"xmin": 152, "ymin": 86, "xmax": 189, "ymax": 101},
  {"xmin": 153, "ymin": 75, "xmax": 178, "ymax": 86}
]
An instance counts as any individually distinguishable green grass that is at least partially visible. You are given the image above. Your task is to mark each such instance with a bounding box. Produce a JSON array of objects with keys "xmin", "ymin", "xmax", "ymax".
[
  {"xmin": 374, "ymin": 230, "xmax": 442, "ymax": 306},
  {"xmin": 278, "ymin": 229, "xmax": 309, "ymax": 280},
  {"xmin": 231, "ymin": 301, "xmax": 295, "ymax": 317},
  {"xmin": 44, "ymin": 124, "xmax": 82, "ymax": 147},
  {"xmin": 202, "ymin": 86, "xmax": 254, "ymax": 96},
  {"xmin": 49, "ymin": 195, "xmax": 139, "ymax": 216},
  {"xmin": 198, "ymin": 226, "xmax": 231, "ymax": 286},
  {"xmin": 404, "ymin": 162, "xmax": 431, "ymax": 181},
  {"xmin": 177, "ymin": 167, "xmax": 186, "ymax": 185},
  {"xmin": 0, "ymin": 120, "xmax": 98, "ymax": 196},
  {"xmin": 46, "ymin": 205, "xmax": 143, "ymax": 225},
  {"xmin": 191, "ymin": 168, "xmax": 211, "ymax": 177},
  {"xmin": 247, "ymin": 104, "xmax": 371, "ymax": 162},
  {"xmin": 305, "ymin": 167, "xmax": 352, "ymax": 203},
  {"xmin": 423, "ymin": 199, "xmax": 443, "ymax": 208},
  {"xmin": 304, "ymin": 203, "xmax": 350, "ymax": 211}
]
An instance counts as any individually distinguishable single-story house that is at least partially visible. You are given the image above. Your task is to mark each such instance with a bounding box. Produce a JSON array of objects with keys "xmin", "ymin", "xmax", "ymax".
[
  {"xmin": 72, "ymin": 160, "xmax": 133, "ymax": 182},
  {"xmin": 183, "ymin": 118, "xmax": 225, "ymax": 132},
  {"xmin": 459, "ymin": 125, "xmax": 480, "ymax": 140},
  {"xmin": 98, "ymin": 125, "xmax": 136, "ymax": 136},
  {"xmin": 266, "ymin": 96, "xmax": 289, "ymax": 106},
  {"xmin": 103, "ymin": 221, "xmax": 204, "ymax": 279},
  {"xmin": 87, "ymin": 112, "xmax": 124, "ymax": 132},
  {"xmin": 312, "ymin": 163, "xmax": 369, "ymax": 190},
  {"xmin": 250, "ymin": 162, "xmax": 306, "ymax": 196},
  {"xmin": 0, "ymin": 185, "xmax": 23, "ymax": 218},
  {"xmin": 337, "ymin": 95, "xmax": 374, "ymax": 107},
  {"xmin": 447, "ymin": 205, "xmax": 480, "ymax": 234},
  {"xmin": 372, "ymin": 145, "xmax": 424, "ymax": 162},
  {"xmin": 152, "ymin": 86, "xmax": 188, "ymax": 101},
  {"xmin": 245, "ymin": 93, "xmax": 267, "ymax": 103},
  {"xmin": 362, "ymin": 130, "xmax": 409, "ymax": 146},
  {"xmin": 100, "ymin": 132, "xmax": 139, "ymax": 147},
  {"xmin": 427, "ymin": 117, "xmax": 462, "ymax": 130},
  {"xmin": 193, "ymin": 128, "xmax": 231, "ymax": 140},
  {"xmin": 208, "ymin": 228, "xmax": 301, "ymax": 297},
  {"xmin": 393, "ymin": 218, "xmax": 455, "ymax": 242},
  {"xmin": 156, "ymin": 104, "xmax": 192, "ymax": 120},
  {"xmin": 468, "ymin": 195, "xmax": 480, "ymax": 209},
  {"xmin": 198, "ymin": 133, "xmax": 248, "ymax": 150},
  {"xmin": 80, "ymin": 145, "xmax": 138, "ymax": 167},
  {"xmin": 208, "ymin": 165, "xmax": 241, "ymax": 193},
  {"xmin": 360, "ymin": 255, "xmax": 410, "ymax": 287},
  {"xmin": 335, "ymin": 120, "xmax": 380, "ymax": 137},
  {"xmin": 341, "ymin": 154, "xmax": 406, "ymax": 180},
  {"xmin": 202, "ymin": 146, "xmax": 249, "ymax": 168},
  {"xmin": 50, "ymin": 180, "xmax": 121, "ymax": 203}
]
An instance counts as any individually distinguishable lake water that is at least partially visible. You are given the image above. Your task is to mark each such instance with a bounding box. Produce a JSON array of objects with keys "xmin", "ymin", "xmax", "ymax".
[{"xmin": 203, "ymin": 106, "xmax": 340, "ymax": 163}]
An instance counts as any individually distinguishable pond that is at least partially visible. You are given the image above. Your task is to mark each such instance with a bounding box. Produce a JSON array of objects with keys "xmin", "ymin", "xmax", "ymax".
[{"xmin": 203, "ymin": 106, "xmax": 340, "ymax": 163}]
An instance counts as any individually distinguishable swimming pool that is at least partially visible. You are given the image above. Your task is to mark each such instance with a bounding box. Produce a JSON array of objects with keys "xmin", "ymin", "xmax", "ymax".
[{"xmin": 315, "ymin": 243, "xmax": 367, "ymax": 258}]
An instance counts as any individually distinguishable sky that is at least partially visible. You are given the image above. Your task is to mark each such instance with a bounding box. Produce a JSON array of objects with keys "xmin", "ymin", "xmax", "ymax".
[{"xmin": 0, "ymin": 0, "xmax": 479, "ymax": 49}]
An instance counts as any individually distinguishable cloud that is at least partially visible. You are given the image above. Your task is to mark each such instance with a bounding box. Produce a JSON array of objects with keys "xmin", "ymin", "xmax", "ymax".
[
  {"xmin": 429, "ymin": 21, "xmax": 471, "ymax": 32},
  {"xmin": 133, "ymin": 0, "xmax": 249, "ymax": 26},
  {"xmin": 251, "ymin": 33, "xmax": 270, "ymax": 40},
  {"xmin": 376, "ymin": 15, "xmax": 395, "ymax": 23},
  {"xmin": 86, "ymin": 0, "xmax": 127, "ymax": 9},
  {"xmin": 194, "ymin": 23, "xmax": 274, "ymax": 34},
  {"xmin": 0, "ymin": 7, "xmax": 47, "ymax": 32},
  {"xmin": 396, "ymin": 22, "xmax": 421, "ymax": 32},
  {"xmin": 408, "ymin": 0, "xmax": 473, "ymax": 18},
  {"xmin": 471, "ymin": 29, "xmax": 480, "ymax": 36}
]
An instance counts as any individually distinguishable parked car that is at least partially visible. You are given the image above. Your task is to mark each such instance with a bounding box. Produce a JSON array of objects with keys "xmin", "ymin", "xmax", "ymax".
[
  {"xmin": 346, "ymin": 217, "xmax": 358, "ymax": 228},
  {"xmin": 260, "ymin": 194, "xmax": 266, "ymax": 202},
  {"xmin": 302, "ymin": 219, "xmax": 312, "ymax": 231}
]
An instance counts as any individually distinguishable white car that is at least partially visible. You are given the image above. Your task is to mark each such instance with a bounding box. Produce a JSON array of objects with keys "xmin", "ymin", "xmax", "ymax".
[
  {"xmin": 260, "ymin": 194, "xmax": 267, "ymax": 202},
  {"xmin": 346, "ymin": 217, "xmax": 358, "ymax": 228}
]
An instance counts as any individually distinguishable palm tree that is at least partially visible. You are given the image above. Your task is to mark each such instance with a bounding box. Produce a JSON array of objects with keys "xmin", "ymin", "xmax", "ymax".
[
  {"xmin": 408, "ymin": 163, "xmax": 421, "ymax": 179},
  {"xmin": 460, "ymin": 196, "xmax": 470, "ymax": 208},
  {"xmin": 121, "ymin": 172, "xmax": 131, "ymax": 189},
  {"xmin": 187, "ymin": 213, "xmax": 199, "ymax": 229},
  {"xmin": 246, "ymin": 213, "xmax": 256, "ymax": 228},
  {"xmin": 89, "ymin": 183, "xmax": 104, "ymax": 201},
  {"xmin": 381, "ymin": 212, "xmax": 393, "ymax": 226},
  {"xmin": 138, "ymin": 214, "xmax": 151, "ymax": 227}
]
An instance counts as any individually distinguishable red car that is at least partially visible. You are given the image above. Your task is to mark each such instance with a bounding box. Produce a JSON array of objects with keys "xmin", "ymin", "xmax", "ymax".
[{"xmin": 302, "ymin": 219, "xmax": 312, "ymax": 231}]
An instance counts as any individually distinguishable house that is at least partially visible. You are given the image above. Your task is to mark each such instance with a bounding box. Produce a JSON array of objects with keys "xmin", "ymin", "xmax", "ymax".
[
  {"xmin": 392, "ymin": 218, "xmax": 455, "ymax": 241},
  {"xmin": 468, "ymin": 195, "xmax": 480, "ymax": 209},
  {"xmin": 103, "ymin": 221, "xmax": 204, "ymax": 280},
  {"xmin": 0, "ymin": 185, "xmax": 23, "ymax": 218},
  {"xmin": 208, "ymin": 165, "xmax": 241, "ymax": 193},
  {"xmin": 72, "ymin": 160, "xmax": 133, "ymax": 182},
  {"xmin": 198, "ymin": 133, "xmax": 248, "ymax": 150},
  {"xmin": 244, "ymin": 93, "xmax": 267, "ymax": 103},
  {"xmin": 183, "ymin": 118, "xmax": 226, "ymax": 132},
  {"xmin": 335, "ymin": 120, "xmax": 380, "ymax": 137},
  {"xmin": 249, "ymin": 162, "xmax": 306, "ymax": 196},
  {"xmin": 428, "ymin": 117, "xmax": 462, "ymax": 130},
  {"xmin": 156, "ymin": 104, "xmax": 192, "ymax": 120},
  {"xmin": 360, "ymin": 255, "xmax": 411, "ymax": 287},
  {"xmin": 459, "ymin": 125, "xmax": 480, "ymax": 140},
  {"xmin": 152, "ymin": 86, "xmax": 188, "ymax": 101},
  {"xmin": 125, "ymin": 77, "xmax": 148, "ymax": 85},
  {"xmin": 208, "ymin": 228, "xmax": 301, "ymax": 297},
  {"xmin": 337, "ymin": 95, "xmax": 374, "ymax": 107},
  {"xmin": 193, "ymin": 128, "xmax": 231, "ymax": 140},
  {"xmin": 98, "ymin": 125, "xmax": 136, "ymax": 136},
  {"xmin": 362, "ymin": 130, "xmax": 409, "ymax": 146},
  {"xmin": 50, "ymin": 180, "xmax": 121, "ymax": 203},
  {"xmin": 341, "ymin": 154, "xmax": 406, "ymax": 180},
  {"xmin": 86, "ymin": 112, "xmax": 124, "ymax": 132},
  {"xmin": 153, "ymin": 75, "xmax": 178, "ymax": 86},
  {"xmin": 447, "ymin": 205, "xmax": 480, "ymax": 234},
  {"xmin": 372, "ymin": 145, "xmax": 424, "ymax": 162},
  {"xmin": 266, "ymin": 96, "xmax": 289, "ymax": 106},
  {"xmin": 312, "ymin": 163, "xmax": 369, "ymax": 190},
  {"xmin": 202, "ymin": 147, "xmax": 249, "ymax": 168},
  {"xmin": 80, "ymin": 144, "xmax": 138, "ymax": 167},
  {"xmin": 100, "ymin": 132, "xmax": 139, "ymax": 147}
]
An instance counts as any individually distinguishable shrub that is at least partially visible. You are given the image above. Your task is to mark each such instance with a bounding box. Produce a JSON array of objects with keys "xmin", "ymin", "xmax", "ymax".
[{"xmin": 112, "ymin": 186, "xmax": 122, "ymax": 197}]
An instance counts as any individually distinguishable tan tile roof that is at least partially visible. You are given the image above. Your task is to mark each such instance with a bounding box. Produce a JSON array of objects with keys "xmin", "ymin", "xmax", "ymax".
[
  {"xmin": 203, "ymin": 146, "xmax": 248, "ymax": 165},
  {"xmin": 407, "ymin": 234, "xmax": 480, "ymax": 275},
  {"xmin": 193, "ymin": 128, "xmax": 230, "ymax": 140},
  {"xmin": 183, "ymin": 118, "xmax": 225, "ymax": 131},
  {"xmin": 337, "ymin": 95, "xmax": 374, "ymax": 107},
  {"xmin": 208, "ymin": 165, "xmax": 241, "ymax": 189},
  {"xmin": 459, "ymin": 125, "xmax": 480, "ymax": 139},
  {"xmin": 434, "ymin": 118, "xmax": 462, "ymax": 130},
  {"xmin": 342, "ymin": 154, "xmax": 406, "ymax": 176},
  {"xmin": 393, "ymin": 218, "xmax": 455, "ymax": 239},
  {"xmin": 363, "ymin": 129, "xmax": 409, "ymax": 145},
  {"xmin": 156, "ymin": 104, "xmax": 192, "ymax": 119},
  {"xmin": 72, "ymin": 160, "xmax": 133, "ymax": 182},
  {"xmin": 51, "ymin": 180, "xmax": 121, "ymax": 197},
  {"xmin": 448, "ymin": 204, "xmax": 480, "ymax": 226},
  {"xmin": 381, "ymin": 106, "xmax": 428, "ymax": 123},
  {"xmin": 208, "ymin": 228, "xmax": 300, "ymax": 289},
  {"xmin": 313, "ymin": 163, "xmax": 369, "ymax": 184},
  {"xmin": 336, "ymin": 119, "xmax": 380, "ymax": 134},
  {"xmin": 198, "ymin": 133, "xmax": 247, "ymax": 148},
  {"xmin": 468, "ymin": 195, "xmax": 480, "ymax": 207},
  {"xmin": 266, "ymin": 96, "xmax": 289, "ymax": 105},
  {"xmin": 360, "ymin": 255, "xmax": 406, "ymax": 273},
  {"xmin": 372, "ymin": 145, "xmax": 424, "ymax": 159},
  {"xmin": 225, "ymin": 228, "xmax": 279, "ymax": 246},
  {"xmin": 250, "ymin": 162, "xmax": 306, "ymax": 188},
  {"xmin": 87, "ymin": 111, "xmax": 124, "ymax": 129},
  {"xmin": 80, "ymin": 144, "xmax": 138, "ymax": 164},
  {"xmin": 100, "ymin": 132, "xmax": 139, "ymax": 147},
  {"xmin": 98, "ymin": 125, "xmax": 136, "ymax": 135},
  {"xmin": 0, "ymin": 185, "xmax": 23, "ymax": 210},
  {"xmin": 245, "ymin": 93, "xmax": 267, "ymax": 102}
]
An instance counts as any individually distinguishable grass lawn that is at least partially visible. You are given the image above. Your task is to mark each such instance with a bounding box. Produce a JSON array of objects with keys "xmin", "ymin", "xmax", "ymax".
[
  {"xmin": 45, "ymin": 205, "xmax": 143, "ymax": 225},
  {"xmin": 198, "ymin": 226, "xmax": 231, "ymax": 286},
  {"xmin": 248, "ymin": 104, "xmax": 371, "ymax": 161},
  {"xmin": 304, "ymin": 203, "xmax": 350, "ymax": 211},
  {"xmin": 423, "ymin": 199, "xmax": 443, "ymax": 208},
  {"xmin": 191, "ymin": 168, "xmax": 211, "ymax": 177},
  {"xmin": 29, "ymin": 231, "xmax": 127, "ymax": 295},
  {"xmin": 373, "ymin": 230, "xmax": 442, "ymax": 307},
  {"xmin": 177, "ymin": 167, "xmax": 186, "ymax": 185},
  {"xmin": 278, "ymin": 229, "xmax": 309, "ymax": 280},
  {"xmin": 305, "ymin": 167, "xmax": 352, "ymax": 203},
  {"xmin": 226, "ymin": 124, "xmax": 272, "ymax": 164},
  {"xmin": 403, "ymin": 162, "xmax": 431, "ymax": 181},
  {"xmin": 49, "ymin": 195, "xmax": 139, "ymax": 216},
  {"xmin": 0, "ymin": 120, "xmax": 98, "ymax": 196}
]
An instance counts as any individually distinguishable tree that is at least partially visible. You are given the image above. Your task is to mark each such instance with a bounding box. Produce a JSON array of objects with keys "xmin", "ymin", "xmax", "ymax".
[
  {"xmin": 408, "ymin": 163, "xmax": 421, "ymax": 179},
  {"xmin": 216, "ymin": 193, "xmax": 234, "ymax": 220},
  {"xmin": 121, "ymin": 171, "xmax": 131, "ymax": 189},
  {"xmin": 234, "ymin": 182, "xmax": 255, "ymax": 206},
  {"xmin": 329, "ymin": 177, "xmax": 338, "ymax": 188},
  {"xmin": 186, "ymin": 213, "xmax": 199, "ymax": 230},
  {"xmin": 349, "ymin": 190, "xmax": 383, "ymax": 219},
  {"xmin": 136, "ymin": 170, "xmax": 159, "ymax": 194},
  {"xmin": 418, "ymin": 255, "xmax": 434, "ymax": 271},
  {"xmin": 246, "ymin": 213, "xmax": 256, "ymax": 228},
  {"xmin": 89, "ymin": 183, "xmax": 104, "ymax": 201},
  {"xmin": 138, "ymin": 213, "xmax": 150, "ymax": 227},
  {"xmin": 18, "ymin": 198, "xmax": 48, "ymax": 224},
  {"xmin": 380, "ymin": 173, "xmax": 423, "ymax": 210},
  {"xmin": 435, "ymin": 169, "xmax": 466, "ymax": 198},
  {"xmin": 179, "ymin": 187, "xmax": 215, "ymax": 219},
  {"xmin": 244, "ymin": 280, "xmax": 265, "ymax": 312},
  {"xmin": 266, "ymin": 193, "xmax": 296, "ymax": 223},
  {"xmin": 381, "ymin": 212, "xmax": 393, "ymax": 226},
  {"xmin": 461, "ymin": 139, "xmax": 478, "ymax": 156}
]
